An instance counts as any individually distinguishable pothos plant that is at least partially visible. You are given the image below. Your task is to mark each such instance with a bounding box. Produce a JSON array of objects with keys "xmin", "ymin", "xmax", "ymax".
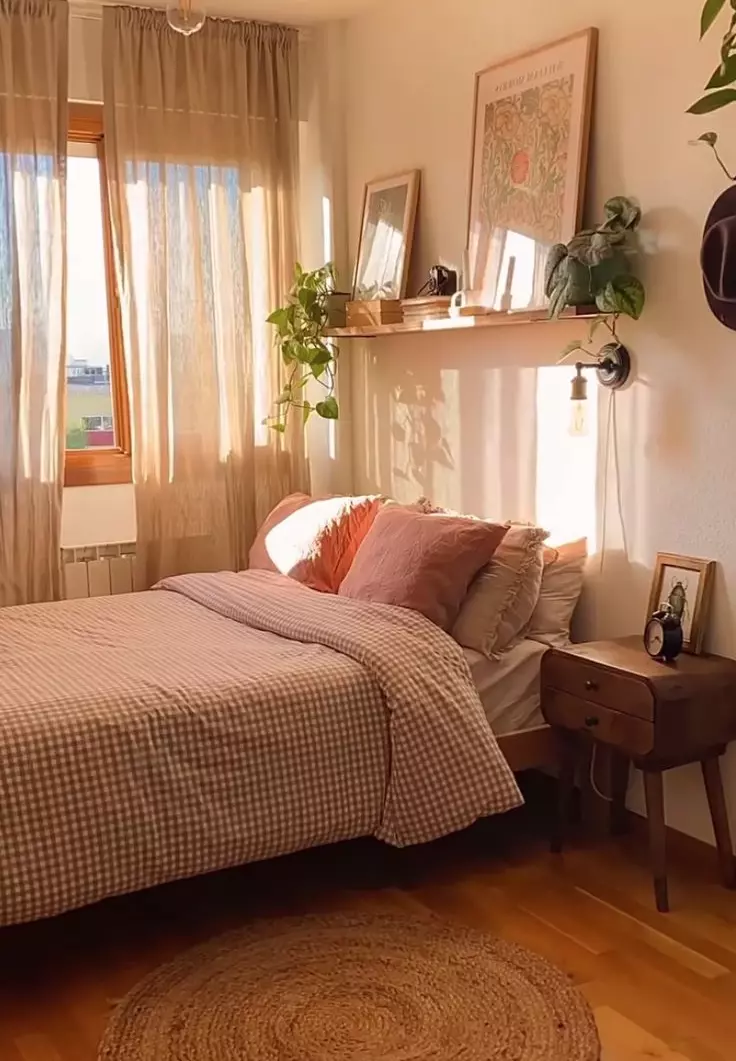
[
  {"xmin": 264, "ymin": 262, "xmax": 339, "ymax": 433},
  {"xmin": 545, "ymin": 195, "xmax": 646, "ymax": 360},
  {"xmin": 689, "ymin": 0, "xmax": 736, "ymax": 178}
]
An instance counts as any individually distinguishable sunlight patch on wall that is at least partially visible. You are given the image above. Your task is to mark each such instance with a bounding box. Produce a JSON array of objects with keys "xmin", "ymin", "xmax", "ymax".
[{"xmin": 535, "ymin": 365, "xmax": 598, "ymax": 550}]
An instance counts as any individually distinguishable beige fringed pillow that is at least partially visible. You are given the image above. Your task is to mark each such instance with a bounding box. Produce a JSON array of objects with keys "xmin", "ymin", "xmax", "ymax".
[{"xmin": 451, "ymin": 523, "xmax": 550, "ymax": 658}]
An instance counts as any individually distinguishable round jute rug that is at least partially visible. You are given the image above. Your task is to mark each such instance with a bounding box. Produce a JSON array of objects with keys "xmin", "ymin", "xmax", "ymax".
[{"xmin": 98, "ymin": 912, "xmax": 600, "ymax": 1061}]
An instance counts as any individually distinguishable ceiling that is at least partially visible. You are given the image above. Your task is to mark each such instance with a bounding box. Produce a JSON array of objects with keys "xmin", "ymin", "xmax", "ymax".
[{"xmin": 74, "ymin": 0, "xmax": 375, "ymax": 24}]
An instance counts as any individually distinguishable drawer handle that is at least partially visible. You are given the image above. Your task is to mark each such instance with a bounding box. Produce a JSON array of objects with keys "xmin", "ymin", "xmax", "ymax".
[
  {"xmin": 584, "ymin": 680, "xmax": 598, "ymax": 692},
  {"xmin": 584, "ymin": 716, "xmax": 600, "ymax": 727}
]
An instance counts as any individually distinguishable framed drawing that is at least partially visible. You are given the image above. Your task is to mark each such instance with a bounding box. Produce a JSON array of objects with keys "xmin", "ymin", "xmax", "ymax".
[
  {"xmin": 647, "ymin": 553, "xmax": 716, "ymax": 655},
  {"xmin": 353, "ymin": 170, "xmax": 420, "ymax": 300},
  {"xmin": 466, "ymin": 29, "xmax": 597, "ymax": 312}
]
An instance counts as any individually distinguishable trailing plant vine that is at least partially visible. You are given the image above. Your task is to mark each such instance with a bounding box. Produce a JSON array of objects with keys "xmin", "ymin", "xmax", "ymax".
[
  {"xmin": 265, "ymin": 262, "xmax": 339, "ymax": 432},
  {"xmin": 689, "ymin": 0, "xmax": 736, "ymax": 177}
]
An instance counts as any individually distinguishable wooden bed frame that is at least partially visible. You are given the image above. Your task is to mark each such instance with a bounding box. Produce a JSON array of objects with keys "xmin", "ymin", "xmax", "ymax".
[{"xmin": 497, "ymin": 724, "xmax": 560, "ymax": 773}]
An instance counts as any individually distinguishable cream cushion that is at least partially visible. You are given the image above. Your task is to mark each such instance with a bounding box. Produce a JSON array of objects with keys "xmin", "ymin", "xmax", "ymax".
[{"xmin": 527, "ymin": 538, "xmax": 588, "ymax": 648}]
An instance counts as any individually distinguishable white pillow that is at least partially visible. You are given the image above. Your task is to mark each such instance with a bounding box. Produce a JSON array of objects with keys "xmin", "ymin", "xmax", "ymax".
[
  {"xmin": 452, "ymin": 524, "xmax": 549, "ymax": 658},
  {"xmin": 527, "ymin": 538, "xmax": 588, "ymax": 648}
]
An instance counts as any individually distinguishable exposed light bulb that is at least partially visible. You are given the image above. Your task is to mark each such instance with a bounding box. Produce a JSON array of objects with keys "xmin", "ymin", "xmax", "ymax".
[
  {"xmin": 568, "ymin": 362, "xmax": 589, "ymax": 437},
  {"xmin": 568, "ymin": 399, "xmax": 589, "ymax": 437},
  {"xmin": 166, "ymin": 0, "xmax": 205, "ymax": 35}
]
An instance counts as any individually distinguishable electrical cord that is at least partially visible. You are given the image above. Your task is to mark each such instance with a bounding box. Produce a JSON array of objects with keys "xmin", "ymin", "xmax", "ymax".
[{"xmin": 588, "ymin": 744, "xmax": 613, "ymax": 804}]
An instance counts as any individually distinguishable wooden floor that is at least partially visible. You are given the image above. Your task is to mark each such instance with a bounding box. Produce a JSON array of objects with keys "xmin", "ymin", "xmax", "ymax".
[{"xmin": 1, "ymin": 786, "xmax": 736, "ymax": 1061}]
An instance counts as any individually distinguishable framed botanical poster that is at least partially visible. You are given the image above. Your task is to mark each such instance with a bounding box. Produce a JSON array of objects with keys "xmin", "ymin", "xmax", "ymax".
[
  {"xmin": 647, "ymin": 553, "xmax": 716, "ymax": 655},
  {"xmin": 466, "ymin": 29, "xmax": 597, "ymax": 312},
  {"xmin": 353, "ymin": 170, "xmax": 420, "ymax": 300}
]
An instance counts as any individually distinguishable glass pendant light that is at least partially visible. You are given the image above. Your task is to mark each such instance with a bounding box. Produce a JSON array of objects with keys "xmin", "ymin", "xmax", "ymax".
[
  {"xmin": 568, "ymin": 363, "xmax": 589, "ymax": 438},
  {"xmin": 166, "ymin": 0, "xmax": 206, "ymax": 36}
]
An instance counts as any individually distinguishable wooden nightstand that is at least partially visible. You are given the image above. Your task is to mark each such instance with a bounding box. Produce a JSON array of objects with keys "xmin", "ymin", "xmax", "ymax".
[{"xmin": 541, "ymin": 636, "xmax": 736, "ymax": 912}]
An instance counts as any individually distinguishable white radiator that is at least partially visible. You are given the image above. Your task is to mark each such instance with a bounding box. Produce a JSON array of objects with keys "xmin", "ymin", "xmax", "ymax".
[{"xmin": 62, "ymin": 543, "xmax": 137, "ymax": 599}]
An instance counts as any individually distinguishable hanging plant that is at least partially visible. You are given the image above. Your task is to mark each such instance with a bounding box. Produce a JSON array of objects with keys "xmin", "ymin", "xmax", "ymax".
[
  {"xmin": 264, "ymin": 262, "xmax": 339, "ymax": 433},
  {"xmin": 545, "ymin": 195, "xmax": 646, "ymax": 360}
]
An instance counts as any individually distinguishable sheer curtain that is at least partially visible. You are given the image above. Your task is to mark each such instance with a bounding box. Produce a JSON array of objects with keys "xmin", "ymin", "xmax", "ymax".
[
  {"xmin": 0, "ymin": 0, "xmax": 68, "ymax": 607},
  {"xmin": 103, "ymin": 7, "xmax": 308, "ymax": 589}
]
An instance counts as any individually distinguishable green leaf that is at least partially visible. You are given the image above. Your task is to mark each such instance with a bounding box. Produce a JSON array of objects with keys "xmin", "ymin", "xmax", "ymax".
[
  {"xmin": 316, "ymin": 396, "xmax": 339, "ymax": 420},
  {"xmin": 267, "ymin": 307, "xmax": 292, "ymax": 337},
  {"xmin": 545, "ymin": 244, "xmax": 568, "ymax": 298},
  {"xmin": 299, "ymin": 287, "xmax": 318, "ymax": 310},
  {"xmin": 706, "ymin": 55, "xmax": 736, "ymax": 88},
  {"xmin": 276, "ymin": 386, "xmax": 293, "ymax": 405},
  {"xmin": 602, "ymin": 196, "xmax": 642, "ymax": 231},
  {"xmin": 697, "ymin": 131, "xmax": 719, "ymax": 145},
  {"xmin": 309, "ymin": 346, "xmax": 333, "ymax": 367},
  {"xmin": 560, "ymin": 340, "xmax": 585, "ymax": 358},
  {"xmin": 567, "ymin": 229, "xmax": 621, "ymax": 266},
  {"xmin": 701, "ymin": 0, "xmax": 727, "ymax": 38},
  {"xmin": 596, "ymin": 275, "xmax": 646, "ymax": 320},
  {"xmin": 302, "ymin": 400, "xmax": 312, "ymax": 424},
  {"xmin": 548, "ymin": 279, "xmax": 571, "ymax": 319},
  {"xmin": 289, "ymin": 342, "xmax": 314, "ymax": 364},
  {"xmin": 688, "ymin": 88, "xmax": 736, "ymax": 113},
  {"xmin": 270, "ymin": 421, "xmax": 287, "ymax": 434}
]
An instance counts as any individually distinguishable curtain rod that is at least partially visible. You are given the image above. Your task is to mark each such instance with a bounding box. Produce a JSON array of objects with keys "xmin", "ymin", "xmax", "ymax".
[{"xmin": 69, "ymin": 0, "xmax": 312, "ymax": 34}]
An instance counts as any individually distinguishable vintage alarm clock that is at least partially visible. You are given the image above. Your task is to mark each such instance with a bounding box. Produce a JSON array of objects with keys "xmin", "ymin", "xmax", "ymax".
[{"xmin": 644, "ymin": 603, "xmax": 683, "ymax": 661}]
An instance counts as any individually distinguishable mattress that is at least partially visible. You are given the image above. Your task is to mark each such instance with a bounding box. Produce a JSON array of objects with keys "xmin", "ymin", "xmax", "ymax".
[{"xmin": 464, "ymin": 639, "xmax": 549, "ymax": 736}]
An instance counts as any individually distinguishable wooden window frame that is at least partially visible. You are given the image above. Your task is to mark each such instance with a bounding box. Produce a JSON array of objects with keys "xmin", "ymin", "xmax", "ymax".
[{"xmin": 65, "ymin": 103, "xmax": 131, "ymax": 488}]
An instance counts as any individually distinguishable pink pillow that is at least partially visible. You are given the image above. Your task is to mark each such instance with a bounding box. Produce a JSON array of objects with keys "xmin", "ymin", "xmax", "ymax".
[
  {"xmin": 338, "ymin": 505, "xmax": 508, "ymax": 630},
  {"xmin": 248, "ymin": 493, "xmax": 383, "ymax": 593}
]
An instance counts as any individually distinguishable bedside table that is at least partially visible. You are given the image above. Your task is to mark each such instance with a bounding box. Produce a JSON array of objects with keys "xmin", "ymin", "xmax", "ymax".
[{"xmin": 542, "ymin": 636, "xmax": 736, "ymax": 912}]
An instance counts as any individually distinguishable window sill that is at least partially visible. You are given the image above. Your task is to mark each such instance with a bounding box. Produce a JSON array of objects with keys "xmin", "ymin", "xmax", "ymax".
[{"xmin": 64, "ymin": 450, "xmax": 132, "ymax": 487}]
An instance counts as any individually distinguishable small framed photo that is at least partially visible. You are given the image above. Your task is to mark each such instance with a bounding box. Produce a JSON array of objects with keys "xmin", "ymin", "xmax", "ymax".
[
  {"xmin": 647, "ymin": 553, "xmax": 716, "ymax": 655},
  {"xmin": 352, "ymin": 170, "xmax": 420, "ymax": 300}
]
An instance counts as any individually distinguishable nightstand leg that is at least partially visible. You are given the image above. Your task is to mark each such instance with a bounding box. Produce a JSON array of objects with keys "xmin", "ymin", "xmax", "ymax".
[
  {"xmin": 610, "ymin": 750, "xmax": 630, "ymax": 836},
  {"xmin": 701, "ymin": 756, "xmax": 736, "ymax": 890},
  {"xmin": 551, "ymin": 731, "xmax": 577, "ymax": 854},
  {"xmin": 643, "ymin": 769, "xmax": 669, "ymax": 913}
]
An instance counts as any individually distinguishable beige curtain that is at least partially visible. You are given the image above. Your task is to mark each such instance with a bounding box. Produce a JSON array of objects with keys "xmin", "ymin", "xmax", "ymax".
[
  {"xmin": 0, "ymin": 0, "xmax": 68, "ymax": 607},
  {"xmin": 103, "ymin": 7, "xmax": 308, "ymax": 589}
]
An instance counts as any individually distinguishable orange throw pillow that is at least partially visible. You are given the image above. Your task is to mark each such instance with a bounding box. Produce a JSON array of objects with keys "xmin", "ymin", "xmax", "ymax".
[{"xmin": 248, "ymin": 493, "xmax": 383, "ymax": 593}]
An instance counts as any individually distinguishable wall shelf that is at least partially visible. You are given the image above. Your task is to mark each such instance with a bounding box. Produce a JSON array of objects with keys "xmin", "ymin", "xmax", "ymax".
[{"xmin": 325, "ymin": 306, "xmax": 599, "ymax": 339}]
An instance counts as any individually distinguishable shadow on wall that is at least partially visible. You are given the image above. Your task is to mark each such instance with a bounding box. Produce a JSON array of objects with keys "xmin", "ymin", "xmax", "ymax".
[
  {"xmin": 389, "ymin": 371, "xmax": 454, "ymax": 495},
  {"xmin": 350, "ymin": 327, "xmax": 660, "ymax": 641},
  {"xmin": 354, "ymin": 334, "xmax": 542, "ymax": 521}
]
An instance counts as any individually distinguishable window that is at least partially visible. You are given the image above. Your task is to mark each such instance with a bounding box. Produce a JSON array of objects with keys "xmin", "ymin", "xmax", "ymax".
[{"xmin": 65, "ymin": 104, "xmax": 131, "ymax": 486}]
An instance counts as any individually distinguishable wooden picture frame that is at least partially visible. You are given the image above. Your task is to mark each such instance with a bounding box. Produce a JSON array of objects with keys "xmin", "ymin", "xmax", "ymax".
[
  {"xmin": 647, "ymin": 553, "xmax": 716, "ymax": 655},
  {"xmin": 352, "ymin": 170, "xmax": 420, "ymax": 300},
  {"xmin": 466, "ymin": 28, "xmax": 597, "ymax": 312}
]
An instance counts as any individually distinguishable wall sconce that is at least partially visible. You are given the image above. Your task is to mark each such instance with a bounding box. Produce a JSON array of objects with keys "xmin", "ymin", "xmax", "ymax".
[{"xmin": 568, "ymin": 343, "xmax": 631, "ymax": 437}]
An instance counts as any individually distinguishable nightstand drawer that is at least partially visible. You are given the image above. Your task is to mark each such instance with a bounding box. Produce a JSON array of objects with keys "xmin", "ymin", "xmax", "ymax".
[
  {"xmin": 544, "ymin": 689, "xmax": 655, "ymax": 756},
  {"xmin": 543, "ymin": 654, "xmax": 654, "ymax": 720}
]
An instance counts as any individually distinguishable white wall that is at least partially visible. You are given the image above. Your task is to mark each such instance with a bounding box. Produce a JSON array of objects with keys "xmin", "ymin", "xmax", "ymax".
[{"xmin": 340, "ymin": 0, "xmax": 736, "ymax": 844}]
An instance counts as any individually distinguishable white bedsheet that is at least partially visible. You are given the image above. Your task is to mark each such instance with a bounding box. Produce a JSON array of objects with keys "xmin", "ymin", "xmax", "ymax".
[{"xmin": 464, "ymin": 639, "xmax": 549, "ymax": 736}]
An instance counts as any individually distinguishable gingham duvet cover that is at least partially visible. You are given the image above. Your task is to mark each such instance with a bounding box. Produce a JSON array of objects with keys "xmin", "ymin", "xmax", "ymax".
[{"xmin": 0, "ymin": 570, "xmax": 522, "ymax": 926}]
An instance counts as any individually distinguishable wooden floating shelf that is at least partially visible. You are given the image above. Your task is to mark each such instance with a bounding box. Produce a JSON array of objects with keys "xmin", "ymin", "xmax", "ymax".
[{"xmin": 326, "ymin": 307, "xmax": 599, "ymax": 339}]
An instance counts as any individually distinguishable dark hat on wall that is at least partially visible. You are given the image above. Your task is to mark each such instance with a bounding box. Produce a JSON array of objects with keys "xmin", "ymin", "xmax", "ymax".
[{"xmin": 702, "ymin": 185, "xmax": 736, "ymax": 331}]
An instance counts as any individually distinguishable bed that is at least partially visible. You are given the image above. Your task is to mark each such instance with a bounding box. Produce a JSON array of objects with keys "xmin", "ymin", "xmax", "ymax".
[
  {"xmin": 465, "ymin": 640, "xmax": 559, "ymax": 772},
  {"xmin": 0, "ymin": 570, "xmax": 553, "ymax": 928}
]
